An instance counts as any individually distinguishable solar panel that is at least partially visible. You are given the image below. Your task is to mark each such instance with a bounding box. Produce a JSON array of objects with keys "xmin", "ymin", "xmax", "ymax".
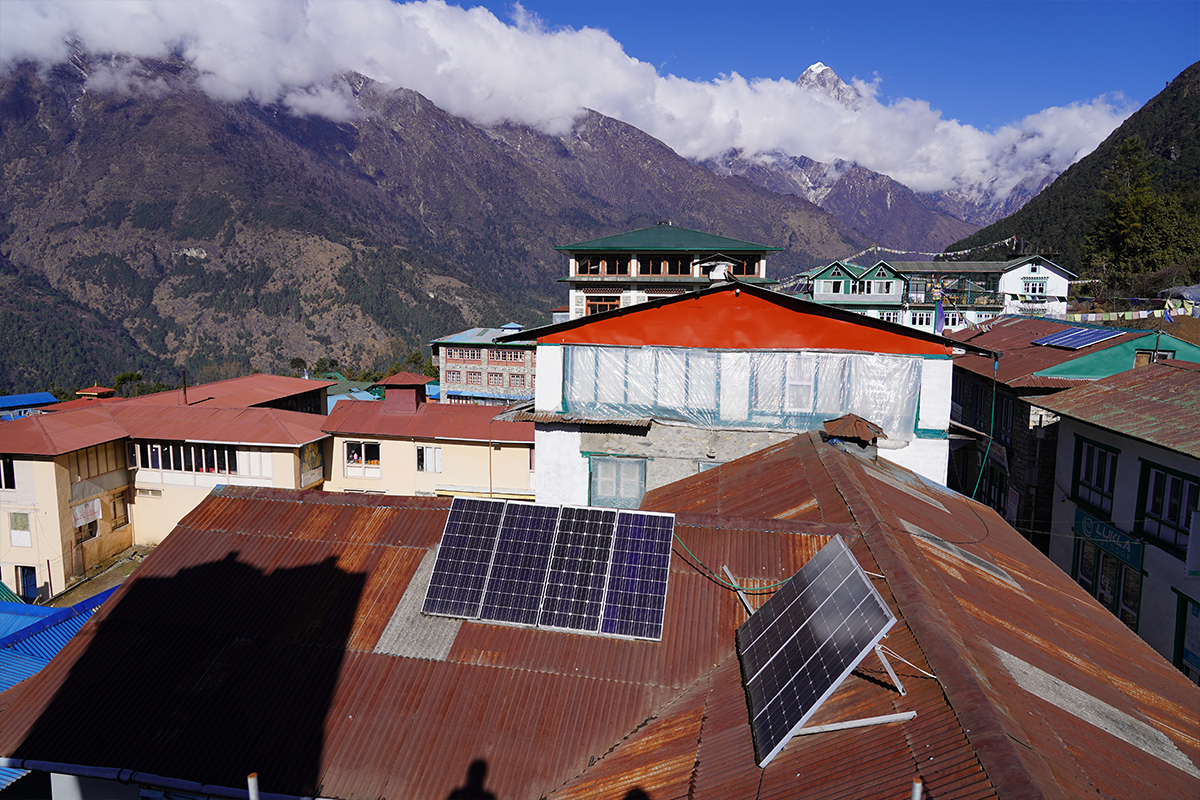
[
  {"xmin": 479, "ymin": 503, "xmax": 561, "ymax": 625},
  {"xmin": 601, "ymin": 511, "xmax": 675, "ymax": 639},
  {"xmin": 736, "ymin": 537, "xmax": 895, "ymax": 767},
  {"xmin": 538, "ymin": 506, "xmax": 618, "ymax": 632},
  {"xmin": 422, "ymin": 501, "xmax": 675, "ymax": 640},
  {"xmin": 422, "ymin": 497, "xmax": 507, "ymax": 618},
  {"xmin": 1032, "ymin": 327, "xmax": 1123, "ymax": 349}
]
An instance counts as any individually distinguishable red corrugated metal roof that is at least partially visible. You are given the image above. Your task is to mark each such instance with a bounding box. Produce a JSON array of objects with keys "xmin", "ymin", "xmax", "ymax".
[
  {"xmin": 1, "ymin": 405, "xmax": 329, "ymax": 456},
  {"xmin": 0, "ymin": 437, "xmax": 1196, "ymax": 799},
  {"xmin": 374, "ymin": 372, "xmax": 433, "ymax": 387},
  {"xmin": 1034, "ymin": 359, "xmax": 1200, "ymax": 458},
  {"xmin": 948, "ymin": 316, "xmax": 1147, "ymax": 384},
  {"xmin": 324, "ymin": 400, "xmax": 533, "ymax": 443},
  {"xmin": 122, "ymin": 374, "xmax": 335, "ymax": 408}
]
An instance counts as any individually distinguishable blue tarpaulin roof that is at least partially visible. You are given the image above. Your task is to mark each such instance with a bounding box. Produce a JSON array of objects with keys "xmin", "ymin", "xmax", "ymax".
[{"xmin": 0, "ymin": 392, "xmax": 57, "ymax": 411}]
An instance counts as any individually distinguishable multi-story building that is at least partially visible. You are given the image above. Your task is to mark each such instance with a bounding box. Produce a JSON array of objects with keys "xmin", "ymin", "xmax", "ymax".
[
  {"xmin": 430, "ymin": 324, "xmax": 536, "ymax": 405},
  {"xmin": 0, "ymin": 375, "xmax": 333, "ymax": 601},
  {"xmin": 558, "ymin": 223, "xmax": 779, "ymax": 320},
  {"xmin": 498, "ymin": 279, "xmax": 992, "ymax": 506},
  {"xmin": 1038, "ymin": 359, "xmax": 1200, "ymax": 679},
  {"xmin": 945, "ymin": 318, "xmax": 1200, "ymax": 553},
  {"xmin": 796, "ymin": 255, "xmax": 1075, "ymax": 332},
  {"xmin": 323, "ymin": 373, "xmax": 535, "ymax": 500}
]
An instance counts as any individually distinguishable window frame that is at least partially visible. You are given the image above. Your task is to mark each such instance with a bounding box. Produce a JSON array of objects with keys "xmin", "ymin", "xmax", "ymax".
[
  {"xmin": 1072, "ymin": 436, "xmax": 1119, "ymax": 517},
  {"xmin": 0, "ymin": 457, "xmax": 15, "ymax": 490},
  {"xmin": 1136, "ymin": 461, "xmax": 1198, "ymax": 552},
  {"xmin": 416, "ymin": 445, "xmax": 442, "ymax": 473},
  {"xmin": 589, "ymin": 455, "xmax": 647, "ymax": 509},
  {"xmin": 344, "ymin": 440, "xmax": 382, "ymax": 480},
  {"xmin": 586, "ymin": 295, "xmax": 621, "ymax": 316},
  {"xmin": 1074, "ymin": 538, "xmax": 1142, "ymax": 631}
]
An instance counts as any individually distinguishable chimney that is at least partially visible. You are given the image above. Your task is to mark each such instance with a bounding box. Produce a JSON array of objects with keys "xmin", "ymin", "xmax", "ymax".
[{"xmin": 380, "ymin": 372, "xmax": 429, "ymax": 413}]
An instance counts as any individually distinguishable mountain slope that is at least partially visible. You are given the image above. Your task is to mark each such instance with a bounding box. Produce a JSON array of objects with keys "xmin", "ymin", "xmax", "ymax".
[
  {"xmin": 946, "ymin": 61, "xmax": 1199, "ymax": 271},
  {"xmin": 0, "ymin": 57, "xmax": 866, "ymax": 393}
]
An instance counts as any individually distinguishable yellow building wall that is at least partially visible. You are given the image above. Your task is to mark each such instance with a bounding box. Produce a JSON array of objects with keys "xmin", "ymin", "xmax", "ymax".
[{"xmin": 326, "ymin": 435, "xmax": 533, "ymax": 498}]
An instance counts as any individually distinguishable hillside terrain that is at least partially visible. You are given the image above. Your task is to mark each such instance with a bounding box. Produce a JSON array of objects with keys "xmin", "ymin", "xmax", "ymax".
[
  {"xmin": 947, "ymin": 62, "xmax": 1199, "ymax": 277},
  {"xmin": 0, "ymin": 56, "xmax": 867, "ymax": 393}
]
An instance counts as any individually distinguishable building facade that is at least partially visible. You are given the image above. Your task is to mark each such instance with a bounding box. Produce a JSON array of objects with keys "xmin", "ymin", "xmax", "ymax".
[
  {"xmin": 430, "ymin": 324, "xmax": 536, "ymax": 405},
  {"xmin": 797, "ymin": 256, "xmax": 1075, "ymax": 333},
  {"xmin": 500, "ymin": 281, "xmax": 991, "ymax": 508},
  {"xmin": 558, "ymin": 223, "xmax": 779, "ymax": 320},
  {"xmin": 1039, "ymin": 360, "xmax": 1200, "ymax": 681},
  {"xmin": 323, "ymin": 373, "xmax": 535, "ymax": 500}
]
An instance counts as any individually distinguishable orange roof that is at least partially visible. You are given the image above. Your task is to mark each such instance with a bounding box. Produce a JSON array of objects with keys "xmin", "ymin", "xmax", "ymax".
[
  {"xmin": 507, "ymin": 283, "xmax": 989, "ymax": 357},
  {"xmin": 75, "ymin": 385, "xmax": 116, "ymax": 396},
  {"xmin": 324, "ymin": 399, "xmax": 533, "ymax": 443},
  {"xmin": 0, "ymin": 436, "xmax": 1195, "ymax": 799},
  {"xmin": 0, "ymin": 405, "xmax": 329, "ymax": 456},
  {"xmin": 122, "ymin": 374, "xmax": 335, "ymax": 408},
  {"xmin": 375, "ymin": 372, "xmax": 433, "ymax": 387}
]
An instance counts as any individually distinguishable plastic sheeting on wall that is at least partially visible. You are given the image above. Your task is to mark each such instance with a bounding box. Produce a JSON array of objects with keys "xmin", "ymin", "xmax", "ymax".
[{"xmin": 565, "ymin": 345, "xmax": 921, "ymax": 440}]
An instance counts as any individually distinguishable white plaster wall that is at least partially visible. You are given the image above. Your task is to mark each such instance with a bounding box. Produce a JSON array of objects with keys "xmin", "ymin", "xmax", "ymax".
[
  {"xmin": 879, "ymin": 439, "xmax": 948, "ymax": 486},
  {"xmin": 917, "ymin": 358, "xmax": 953, "ymax": 433},
  {"xmin": 534, "ymin": 426, "xmax": 589, "ymax": 506},
  {"xmin": 535, "ymin": 344, "xmax": 564, "ymax": 412}
]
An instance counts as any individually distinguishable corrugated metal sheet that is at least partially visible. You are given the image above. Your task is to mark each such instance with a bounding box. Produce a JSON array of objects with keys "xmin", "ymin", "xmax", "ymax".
[
  {"xmin": 0, "ymin": 444, "xmax": 1197, "ymax": 800},
  {"xmin": 1035, "ymin": 359, "xmax": 1200, "ymax": 458},
  {"xmin": 121, "ymin": 374, "xmax": 335, "ymax": 408},
  {"xmin": 0, "ymin": 406, "xmax": 128, "ymax": 455},
  {"xmin": 948, "ymin": 316, "xmax": 1146, "ymax": 384},
  {"xmin": 324, "ymin": 399, "xmax": 534, "ymax": 443}
]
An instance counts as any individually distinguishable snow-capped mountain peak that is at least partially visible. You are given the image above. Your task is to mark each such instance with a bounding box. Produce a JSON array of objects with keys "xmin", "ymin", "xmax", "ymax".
[{"xmin": 796, "ymin": 62, "xmax": 863, "ymax": 110}]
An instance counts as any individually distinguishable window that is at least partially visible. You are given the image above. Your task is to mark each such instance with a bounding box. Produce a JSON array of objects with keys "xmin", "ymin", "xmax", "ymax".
[
  {"xmin": 590, "ymin": 456, "xmax": 645, "ymax": 509},
  {"xmin": 488, "ymin": 372, "xmax": 504, "ymax": 387},
  {"xmin": 345, "ymin": 441, "xmax": 381, "ymax": 479},
  {"xmin": 784, "ymin": 354, "xmax": 815, "ymax": 412},
  {"xmin": 638, "ymin": 254, "xmax": 662, "ymax": 276},
  {"xmin": 111, "ymin": 494, "xmax": 128, "ymax": 528},
  {"xmin": 9, "ymin": 512, "xmax": 31, "ymax": 548},
  {"xmin": 445, "ymin": 348, "xmax": 481, "ymax": 361},
  {"xmin": 416, "ymin": 446, "xmax": 442, "ymax": 473},
  {"xmin": 509, "ymin": 373, "xmax": 526, "ymax": 388},
  {"xmin": 1139, "ymin": 464, "xmax": 1198, "ymax": 550},
  {"xmin": 1075, "ymin": 540, "xmax": 1141, "ymax": 631},
  {"xmin": 136, "ymin": 441, "xmax": 237, "ymax": 475},
  {"xmin": 17, "ymin": 565, "xmax": 37, "ymax": 601},
  {"xmin": 576, "ymin": 254, "xmax": 627, "ymax": 276},
  {"xmin": 0, "ymin": 457, "xmax": 14, "ymax": 490},
  {"xmin": 466, "ymin": 371, "xmax": 483, "ymax": 385},
  {"xmin": 1074, "ymin": 438, "xmax": 1118, "ymax": 515},
  {"xmin": 491, "ymin": 349, "xmax": 525, "ymax": 363},
  {"xmin": 730, "ymin": 256, "xmax": 757, "ymax": 276},
  {"xmin": 976, "ymin": 312, "xmax": 997, "ymax": 322},
  {"xmin": 1177, "ymin": 596, "xmax": 1200, "ymax": 685},
  {"xmin": 822, "ymin": 280, "xmax": 843, "ymax": 294},
  {"xmin": 576, "ymin": 254, "xmax": 601, "ymax": 275},
  {"xmin": 445, "ymin": 370, "xmax": 462, "ymax": 384},
  {"xmin": 851, "ymin": 280, "xmax": 868, "ymax": 294},
  {"xmin": 944, "ymin": 312, "xmax": 962, "ymax": 328},
  {"xmin": 911, "ymin": 311, "xmax": 932, "ymax": 327},
  {"xmin": 1134, "ymin": 349, "xmax": 1176, "ymax": 368},
  {"xmin": 879, "ymin": 311, "xmax": 900, "ymax": 323},
  {"xmin": 586, "ymin": 295, "xmax": 620, "ymax": 316},
  {"xmin": 136, "ymin": 488, "xmax": 163, "ymax": 498},
  {"xmin": 1023, "ymin": 279, "xmax": 1047, "ymax": 295}
]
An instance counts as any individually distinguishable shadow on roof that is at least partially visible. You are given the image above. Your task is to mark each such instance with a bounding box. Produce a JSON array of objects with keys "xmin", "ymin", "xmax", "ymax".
[{"xmin": 9, "ymin": 551, "xmax": 365, "ymax": 797}]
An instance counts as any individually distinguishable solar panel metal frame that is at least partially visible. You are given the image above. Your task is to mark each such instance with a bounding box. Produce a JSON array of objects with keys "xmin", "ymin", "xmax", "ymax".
[
  {"xmin": 736, "ymin": 536, "xmax": 896, "ymax": 767},
  {"xmin": 1032, "ymin": 327, "xmax": 1123, "ymax": 350},
  {"xmin": 421, "ymin": 497, "xmax": 508, "ymax": 619},
  {"xmin": 600, "ymin": 510, "xmax": 675, "ymax": 640}
]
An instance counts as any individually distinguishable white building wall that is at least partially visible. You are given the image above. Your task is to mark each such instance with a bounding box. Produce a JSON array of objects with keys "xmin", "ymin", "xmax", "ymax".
[
  {"xmin": 916, "ymin": 358, "xmax": 953, "ymax": 434},
  {"xmin": 1000, "ymin": 261, "xmax": 1070, "ymax": 317},
  {"xmin": 878, "ymin": 439, "xmax": 949, "ymax": 486},
  {"xmin": 535, "ymin": 344, "xmax": 565, "ymax": 412},
  {"xmin": 534, "ymin": 426, "xmax": 589, "ymax": 506}
]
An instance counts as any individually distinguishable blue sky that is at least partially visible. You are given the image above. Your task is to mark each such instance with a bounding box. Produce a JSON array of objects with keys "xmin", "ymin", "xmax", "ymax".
[
  {"xmin": 2, "ymin": 1, "xmax": 1195, "ymax": 201},
  {"xmin": 487, "ymin": 0, "xmax": 1198, "ymax": 131}
]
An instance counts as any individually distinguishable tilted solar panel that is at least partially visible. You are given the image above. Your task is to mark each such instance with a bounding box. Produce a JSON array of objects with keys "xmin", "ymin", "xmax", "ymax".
[
  {"xmin": 1032, "ymin": 327, "xmax": 1122, "ymax": 349},
  {"xmin": 479, "ymin": 503, "xmax": 561, "ymax": 625},
  {"xmin": 422, "ymin": 497, "xmax": 507, "ymax": 618},
  {"xmin": 736, "ymin": 536, "xmax": 896, "ymax": 767},
  {"xmin": 539, "ymin": 506, "xmax": 618, "ymax": 632},
  {"xmin": 601, "ymin": 512, "xmax": 675, "ymax": 640}
]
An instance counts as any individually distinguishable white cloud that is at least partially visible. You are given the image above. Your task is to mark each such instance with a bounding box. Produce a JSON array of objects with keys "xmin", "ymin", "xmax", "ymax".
[{"xmin": 0, "ymin": 0, "xmax": 1133, "ymax": 201}]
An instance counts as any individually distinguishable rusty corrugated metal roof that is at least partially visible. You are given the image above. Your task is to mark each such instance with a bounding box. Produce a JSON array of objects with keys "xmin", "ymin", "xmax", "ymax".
[
  {"xmin": 1, "ymin": 404, "xmax": 330, "ymax": 456},
  {"xmin": 324, "ymin": 399, "xmax": 534, "ymax": 443},
  {"xmin": 1, "ymin": 436, "xmax": 1196, "ymax": 799},
  {"xmin": 948, "ymin": 316, "xmax": 1148, "ymax": 385},
  {"xmin": 122, "ymin": 374, "xmax": 335, "ymax": 408},
  {"xmin": 1034, "ymin": 359, "xmax": 1200, "ymax": 458},
  {"xmin": 374, "ymin": 372, "xmax": 433, "ymax": 387}
]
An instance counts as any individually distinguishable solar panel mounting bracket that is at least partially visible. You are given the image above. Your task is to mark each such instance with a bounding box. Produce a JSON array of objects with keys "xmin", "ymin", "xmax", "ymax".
[
  {"xmin": 789, "ymin": 710, "xmax": 917, "ymax": 738},
  {"xmin": 722, "ymin": 564, "xmax": 754, "ymax": 617},
  {"xmin": 874, "ymin": 644, "xmax": 907, "ymax": 696}
]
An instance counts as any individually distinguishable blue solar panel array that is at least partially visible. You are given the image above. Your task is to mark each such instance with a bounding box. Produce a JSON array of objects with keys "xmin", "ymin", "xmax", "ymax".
[
  {"xmin": 736, "ymin": 536, "xmax": 896, "ymax": 767},
  {"xmin": 423, "ymin": 498, "xmax": 675, "ymax": 640},
  {"xmin": 1032, "ymin": 327, "xmax": 1122, "ymax": 350}
]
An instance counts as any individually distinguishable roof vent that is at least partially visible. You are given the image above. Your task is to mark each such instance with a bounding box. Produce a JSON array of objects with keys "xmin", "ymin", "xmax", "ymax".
[{"xmin": 657, "ymin": 220, "xmax": 673, "ymax": 226}]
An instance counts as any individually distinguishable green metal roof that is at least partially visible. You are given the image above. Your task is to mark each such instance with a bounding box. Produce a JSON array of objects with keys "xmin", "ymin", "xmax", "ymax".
[{"xmin": 556, "ymin": 225, "xmax": 781, "ymax": 253}]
